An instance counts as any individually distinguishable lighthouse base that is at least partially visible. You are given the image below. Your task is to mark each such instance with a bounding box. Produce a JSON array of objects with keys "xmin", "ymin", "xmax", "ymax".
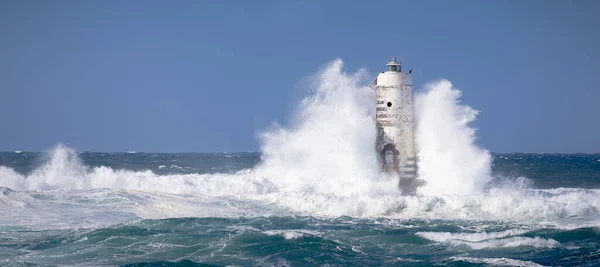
[{"xmin": 398, "ymin": 178, "xmax": 426, "ymax": 195}]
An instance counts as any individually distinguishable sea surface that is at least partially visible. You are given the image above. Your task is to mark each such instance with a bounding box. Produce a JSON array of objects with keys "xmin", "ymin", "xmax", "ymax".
[{"xmin": 0, "ymin": 151, "xmax": 599, "ymax": 266}]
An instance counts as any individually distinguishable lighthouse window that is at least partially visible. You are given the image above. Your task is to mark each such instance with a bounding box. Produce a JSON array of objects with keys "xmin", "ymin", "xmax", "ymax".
[
  {"xmin": 387, "ymin": 102, "xmax": 392, "ymax": 107},
  {"xmin": 385, "ymin": 150, "xmax": 394, "ymax": 165},
  {"xmin": 388, "ymin": 65, "xmax": 398, "ymax": 72}
]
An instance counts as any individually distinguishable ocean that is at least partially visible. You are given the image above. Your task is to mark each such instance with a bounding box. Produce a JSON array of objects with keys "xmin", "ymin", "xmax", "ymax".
[
  {"xmin": 0, "ymin": 151, "xmax": 599, "ymax": 266},
  {"xmin": 1, "ymin": 60, "xmax": 599, "ymax": 266}
]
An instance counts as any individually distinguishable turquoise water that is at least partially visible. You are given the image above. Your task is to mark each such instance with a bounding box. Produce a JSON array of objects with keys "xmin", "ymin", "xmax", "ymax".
[{"xmin": 0, "ymin": 151, "xmax": 599, "ymax": 266}]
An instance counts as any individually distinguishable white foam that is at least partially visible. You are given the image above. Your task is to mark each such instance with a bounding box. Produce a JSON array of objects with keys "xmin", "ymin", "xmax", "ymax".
[
  {"xmin": 263, "ymin": 229, "xmax": 320, "ymax": 240},
  {"xmin": 417, "ymin": 231, "xmax": 561, "ymax": 249},
  {"xmin": 450, "ymin": 257, "xmax": 546, "ymax": 267},
  {"xmin": 416, "ymin": 228, "xmax": 530, "ymax": 242}
]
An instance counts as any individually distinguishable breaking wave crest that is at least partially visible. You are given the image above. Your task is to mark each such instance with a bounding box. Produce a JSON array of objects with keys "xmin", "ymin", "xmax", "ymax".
[
  {"xmin": 0, "ymin": 59, "xmax": 599, "ymax": 225},
  {"xmin": 415, "ymin": 80, "xmax": 492, "ymax": 195}
]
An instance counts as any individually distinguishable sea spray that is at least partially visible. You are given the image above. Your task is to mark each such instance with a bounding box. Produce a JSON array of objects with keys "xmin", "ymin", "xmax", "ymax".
[
  {"xmin": 414, "ymin": 80, "xmax": 492, "ymax": 195},
  {"xmin": 0, "ymin": 144, "xmax": 90, "ymax": 191},
  {"xmin": 254, "ymin": 59, "xmax": 394, "ymax": 197}
]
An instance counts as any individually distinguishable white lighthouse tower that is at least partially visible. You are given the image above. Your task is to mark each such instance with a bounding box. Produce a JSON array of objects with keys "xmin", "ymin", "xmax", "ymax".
[{"xmin": 372, "ymin": 57, "xmax": 421, "ymax": 193}]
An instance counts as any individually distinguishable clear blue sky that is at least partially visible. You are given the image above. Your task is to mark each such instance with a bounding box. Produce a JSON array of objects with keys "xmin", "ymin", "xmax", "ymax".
[{"xmin": 1, "ymin": 0, "xmax": 598, "ymax": 153}]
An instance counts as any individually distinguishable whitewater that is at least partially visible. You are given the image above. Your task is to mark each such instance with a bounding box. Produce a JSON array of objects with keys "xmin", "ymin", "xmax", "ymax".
[{"xmin": 1, "ymin": 59, "xmax": 599, "ymax": 266}]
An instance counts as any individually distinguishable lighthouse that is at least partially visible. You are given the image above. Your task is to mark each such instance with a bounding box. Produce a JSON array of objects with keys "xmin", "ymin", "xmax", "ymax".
[{"xmin": 371, "ymin": 57, "xmax": 422, "ymax": 194}]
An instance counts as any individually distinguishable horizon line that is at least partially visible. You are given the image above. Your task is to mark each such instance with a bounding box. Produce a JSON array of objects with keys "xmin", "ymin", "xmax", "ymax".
[{"xmin": 2, "ymin": 150, "xmax": 600, "ymax": 155}]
